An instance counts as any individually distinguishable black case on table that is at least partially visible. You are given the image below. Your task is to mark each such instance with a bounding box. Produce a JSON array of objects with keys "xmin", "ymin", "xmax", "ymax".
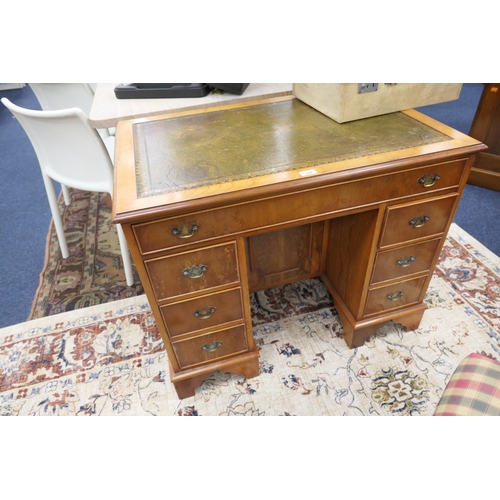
[{"xmin": 114, "ymin": 83, "xmax": 249, "ymax": 99}]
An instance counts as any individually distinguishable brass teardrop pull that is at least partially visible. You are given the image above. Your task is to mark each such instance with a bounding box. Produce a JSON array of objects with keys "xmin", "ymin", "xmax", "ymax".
[
  {"xmin": 418, "ymin": 173, "xmax": 441, "ymax": 188},
  {"xmin": 182, "ymin": 264, "xmax": 208, "ymax": 278},
  {"xmin": 170, "ymin": 223, "xmax": 199, "ymax": 239},
  {"xmin": 202, "ymin": 341, "xmax": 223, "ymax": 352},
  {"xmin": 387, "ymin": 291, "xmax": 404, "ymax": 301},
  {"xmin": 193, "ymin": 307, "xmax": 216, "ymax": 319},
  {"xmin": 397, "ymin": 256, "xmax": 415, "ymax": 267},
  {"xmin": 408, "ymin": 215, "xmax": 430, "ymax": 228}
]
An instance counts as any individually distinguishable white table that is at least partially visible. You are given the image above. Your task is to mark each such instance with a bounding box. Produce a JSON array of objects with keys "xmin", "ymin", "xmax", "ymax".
[{"xmin": 89, "ymin": 83, "xmax": 293, "ymax": 129}]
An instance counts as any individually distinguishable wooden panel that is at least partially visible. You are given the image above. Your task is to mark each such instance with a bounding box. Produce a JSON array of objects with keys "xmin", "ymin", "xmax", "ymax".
[
  {"xmin": 246, "ymin": 222, "xmax": 324, "ymax": 291},
  {"xmin": 379, "ymin": 195, "xmax": 458, "ymax": 248},
  {"xmin": 325, "ymin": 210, "xmax": 380, "ymax": 318},
  {"xmin": 145, "ymin": 242, "xmax": 240, "ymax": 301},
  {"xmin": 133, "ymin": 158, "xmax": 467, "ymax": 255},
  {"xmin": 364, "ymin": 277, "xmax": 427, "ymax": 316},
  {"xmin": 371, "ymin": 237, "xmax": 441, "ymax": 285},
  {"xmin": 467, "ymin": 84, "xmax": 500, "ymax": 191},
  {"xmin": 467, "ymin": 152, "xmax": 500, "ymax": 191},
  {"xmin": 160, "ymin": 288, "xmax": 244, "ymax": 339},
  {"xmin": 172, "ymin": 325, "xmax": 248, "ymax": 369},
  {"xmin": 469, "ymin": 84, "xmax": 500, "ymax": 155},
  {"xmin": 470, "ymin": 152, "xmax": 500, "ymax": 174},
  {"xmin": 468, "ymin": 164, "xmax": 500, "ymax": 191}
]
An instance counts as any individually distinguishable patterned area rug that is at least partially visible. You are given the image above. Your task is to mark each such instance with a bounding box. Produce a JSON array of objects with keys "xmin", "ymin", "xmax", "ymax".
[
  {"xmin": 2, "ymin": 223, "xmax": 499, "ymax": 416},
  {"xmin": 29, "ymin": 189, "xmax": 143, "ymax": 320}
]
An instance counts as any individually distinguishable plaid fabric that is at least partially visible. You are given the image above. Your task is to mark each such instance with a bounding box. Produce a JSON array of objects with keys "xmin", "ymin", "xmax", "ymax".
[{"xmin": 434, "ymin": 353, "xmax": 500, "ymax": 416}]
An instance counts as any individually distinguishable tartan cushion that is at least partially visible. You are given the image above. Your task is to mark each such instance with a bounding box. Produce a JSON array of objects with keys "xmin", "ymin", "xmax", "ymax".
[{"xmin": 434, "ymin": 353, "xmax": 500, "ymax": 416}]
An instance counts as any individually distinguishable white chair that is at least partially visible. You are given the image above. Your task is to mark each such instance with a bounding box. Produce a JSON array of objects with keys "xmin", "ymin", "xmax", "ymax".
[
  {"xmin": 29, "ymin": 83, "xmax": 96, "ymax": 117},
  {"xmin": 1, "ymin": 97, "xmax": 134, "ymax": 287},
  {"xmin": 29, "ymin": 83, "xmax": 115, "ymax": 206},
  {"xmin": 28, "ymin": 83, "xmax": 115, "ymax": 135}
]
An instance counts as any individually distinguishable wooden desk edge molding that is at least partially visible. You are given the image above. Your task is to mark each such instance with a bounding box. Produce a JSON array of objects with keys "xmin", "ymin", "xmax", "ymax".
[{"xmin": 113, "ymin": 95, "xmax": 486, "ymax": 399}]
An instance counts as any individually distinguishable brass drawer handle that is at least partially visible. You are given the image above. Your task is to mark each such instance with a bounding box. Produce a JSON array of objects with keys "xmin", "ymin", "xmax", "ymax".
[
  {"xmin": 182, "ymin": 264, "xmax": 208, "ymax": 278},
  {"xmin": 194, "ymin": 306, "xmax": 216, "ymax": 319},
  {"xmin": 170, "ymin": 223, "xmax": 199, "ymax": 239},
  {"xmin": 397, "ymin": 256, "xmax": 415, "ymax": 267},
  {"xmin": 418, "ymin": 173, "xmax": 441, "ymax": 188},
  {"xmin": 409, "ymin": 215, "xmax": 429, "ymax": 228},
  {"xmin": 387, "ymin": 291, "xmax": 404, "ymax": 301},
  {"xmin": 202, "ymin": 340, "xmax": 223, "ymax": 352}
]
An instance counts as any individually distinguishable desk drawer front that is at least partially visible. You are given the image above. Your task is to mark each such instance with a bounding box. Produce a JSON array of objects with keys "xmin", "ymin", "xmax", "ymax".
[
  {"xmin": 364, "ymin": 277, "xmax": 427, "ymax": 316},
  {"xmin": 160, "ymin": 288, "xmax": 244, "ymax": 339},
  {"xmin": 172, "ymin": 325, "xmax": 248, "ymax": 369},
  {"xmin": 133, "ymin": 159, "xmax": 468, "ymax": 255},
  {"xmin": 379, "ymin": 195, "xmax": 458, "ymax": 248},
  {"xmin": 145, "ymin": 242, "xmax": 240, "ymax": 301},
  {"xmin": 388, "ymin": 158, "xmax": 466, "ymax": 194},
  {"xmin": 371, "ymin": 237, "xmax": 441, "ymax": 285}
]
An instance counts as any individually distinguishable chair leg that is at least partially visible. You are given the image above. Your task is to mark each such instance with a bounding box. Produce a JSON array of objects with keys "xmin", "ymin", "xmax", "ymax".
[
  {"xmin": 61, "ymin": 184, "xmax": 71, "ymax": 206},
  {"xmin": 116, "ymin": 223, "xmax": 134, "ymax": 286},
  {"xmin": 42, "ymin": 174, "xmax": 69, "ymax": 258}
]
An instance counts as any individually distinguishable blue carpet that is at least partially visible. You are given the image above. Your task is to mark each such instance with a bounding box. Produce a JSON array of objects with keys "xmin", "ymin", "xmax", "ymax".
[
  {"xmin": 0, "ymin": 84, "xmax": 498, "ymax": 329},
  {"xmin": 0, "ymin": 86, "xmax": 53, "ymax": 328}
]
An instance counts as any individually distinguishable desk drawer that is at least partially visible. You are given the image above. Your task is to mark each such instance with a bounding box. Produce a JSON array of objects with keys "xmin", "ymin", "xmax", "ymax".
[
  {"xmin": 145, "ymin": 242, "xmax": 240, "ymax": 301},
  {"xmin": 160, "ymin": 288, "xmax": 244, "ymax": 339},
  {"xmin": 371, "ymin": 237, "xmax": 441, "ymax": 285},
  {"xmin": 172, "ymin": 325, "xmax": 248, "ymax": 369},
  {"xmin": 132, "ymin": 159, "xmax": 468, "ymax": 255},
  {"xmin": 364, "ymin": 276, "xmax": 427, "ymax": 316},
  {"xmin": 379, "ymin": 194, "xmax": 458, "ymax": 248}
]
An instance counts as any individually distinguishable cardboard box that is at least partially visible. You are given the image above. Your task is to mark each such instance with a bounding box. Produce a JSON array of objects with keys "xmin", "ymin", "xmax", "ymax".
[{"xmin": 292, "ymin": 83, "xmax": 463, "ymax": 123}]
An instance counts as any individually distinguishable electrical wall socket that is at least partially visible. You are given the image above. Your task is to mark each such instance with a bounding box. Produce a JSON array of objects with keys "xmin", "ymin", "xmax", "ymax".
[{"xmin": 358, "ymin": 83, "xmax": 379, "ymax": 94}]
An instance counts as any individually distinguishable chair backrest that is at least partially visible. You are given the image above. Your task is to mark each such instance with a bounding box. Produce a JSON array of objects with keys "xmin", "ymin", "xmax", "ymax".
[
  {"xmin": 29, "ymin": 83, "xmax": 95, "ymax": 116},
  {"xmin": 1, "ymin": 97, "xmax": 114, "ymax": 195}
]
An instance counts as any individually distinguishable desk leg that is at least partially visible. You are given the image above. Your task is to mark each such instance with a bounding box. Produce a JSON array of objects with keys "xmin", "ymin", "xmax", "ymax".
[
  {"xmin": 344, "ymin": 323, "xmax": 380, "ymax": 348},
  {"xmin": 171, "ymin": 355, "xmax": 261, "ymax": 400},
  {"xmin": 341, "ymin": 305, "xmax": 427, "ymax": 348}
]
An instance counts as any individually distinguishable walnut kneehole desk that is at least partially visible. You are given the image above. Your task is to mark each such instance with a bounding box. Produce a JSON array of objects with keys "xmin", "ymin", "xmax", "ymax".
[{"xmin": 113, "ymin": 96, "xmax": 486, "ymax": 399}]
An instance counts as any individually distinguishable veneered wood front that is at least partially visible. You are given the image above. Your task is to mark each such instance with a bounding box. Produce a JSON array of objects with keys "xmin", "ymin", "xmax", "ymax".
[
  {"xmin": 364, "ymin": 277, "xmax": 428, "ymax": 316},
  {"xmin": 325, "ymin": 209, "xmax": 381, "ymax": 320},
  {"xmin": 172, "ymin": 325, "xmax": 248, "ymax": 369},
  {"xmin": 145, "ymin": 242, "xmax": 240, "ymax": 301},
  {"xmin": 379, "ymin": 194, "xmax": 459, "ymax": 248},
  {"xmin": 371, "ymin": 237, "xmax": 442, "ymax": 285},
  {"xmin": 246, "ymin": 222, "xmax": 324, "ymax": 291},
  {"xmin": 160, "ymin": 287, "xmax": 244, "ymax": 339}
]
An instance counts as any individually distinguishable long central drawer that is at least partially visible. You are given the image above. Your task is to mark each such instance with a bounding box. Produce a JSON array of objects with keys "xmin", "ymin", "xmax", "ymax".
[{"xmin": 133, "ymin": 158, "xmax": 468, "ymax": 255}]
